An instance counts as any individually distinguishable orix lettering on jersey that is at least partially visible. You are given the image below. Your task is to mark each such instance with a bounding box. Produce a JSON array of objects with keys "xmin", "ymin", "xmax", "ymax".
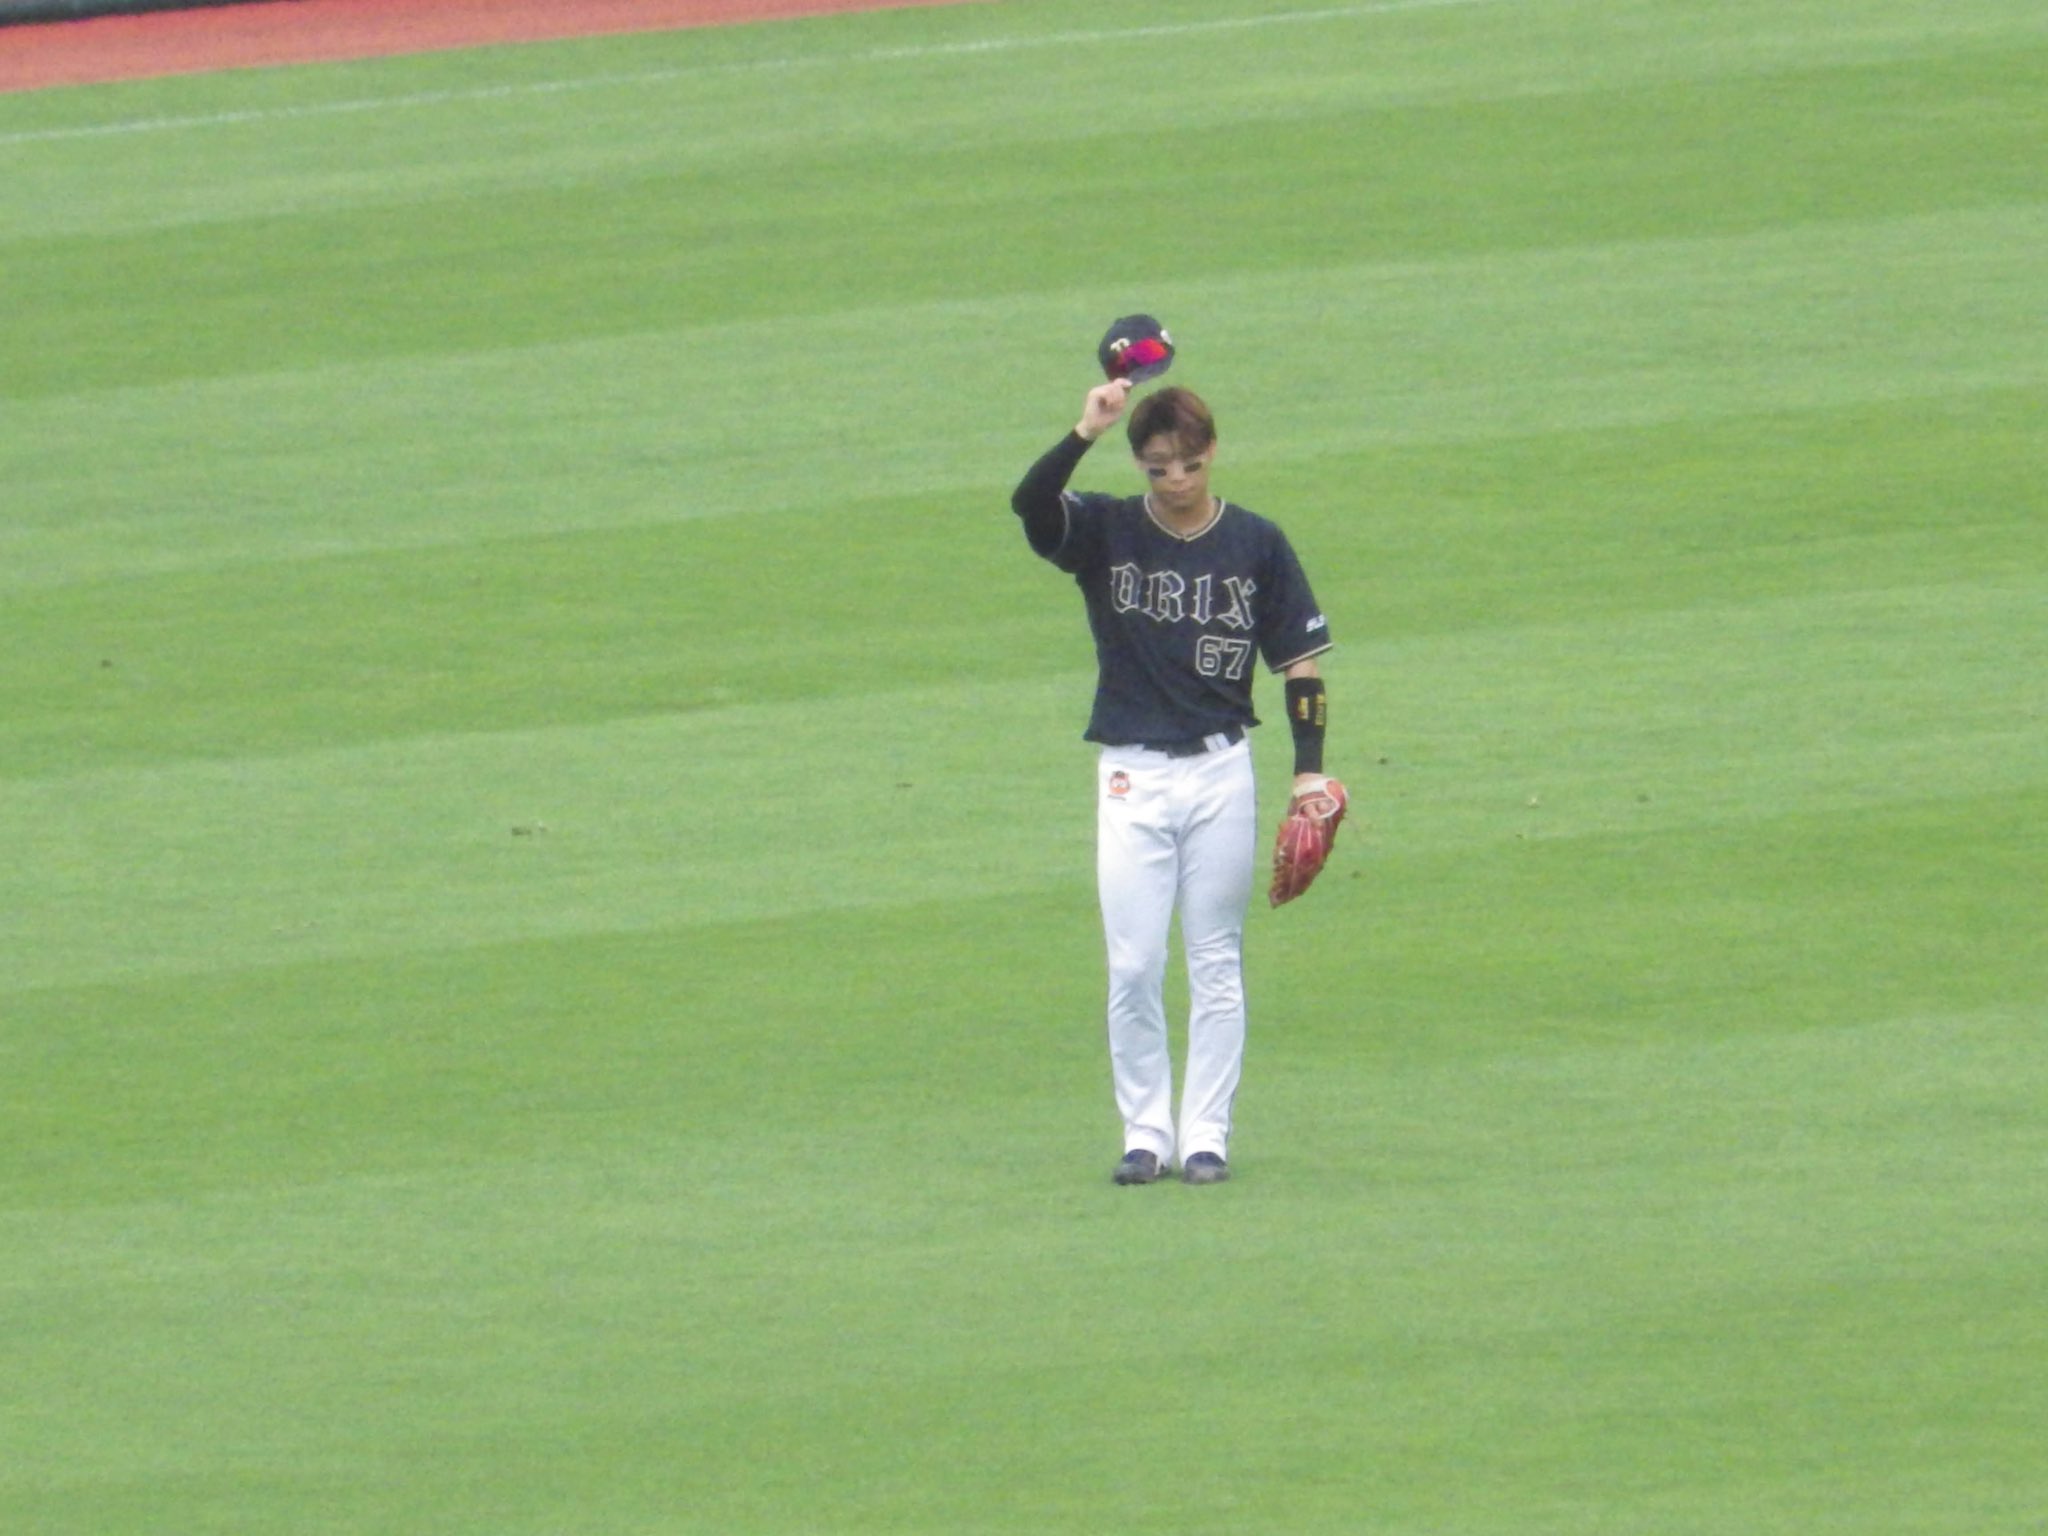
[{"xmin": 1108, "ymin": 564, "xmax": 1259, "ymax": 630}]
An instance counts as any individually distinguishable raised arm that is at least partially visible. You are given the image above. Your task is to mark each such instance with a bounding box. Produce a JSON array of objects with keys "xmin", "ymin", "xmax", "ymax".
[{"xmin": 1011, "ymin": 379, "xmax": 1133, "ymax": 554}]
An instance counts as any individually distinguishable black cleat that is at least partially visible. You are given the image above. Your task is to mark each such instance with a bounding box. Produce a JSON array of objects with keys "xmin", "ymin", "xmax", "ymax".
[
  {"xmin": 1180, "ymin": 1152, "xmax": 1230, "ymax": 1185},
  {"xmin": 1112, "ymin": 1149, "xmax": 1164, "ymax": 1186}
]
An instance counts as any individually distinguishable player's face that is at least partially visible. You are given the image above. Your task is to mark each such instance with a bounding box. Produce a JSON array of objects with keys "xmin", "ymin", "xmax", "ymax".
[{"xmin": 1135, "ymin": 434, "xmax": 1215, "ymax": 516}]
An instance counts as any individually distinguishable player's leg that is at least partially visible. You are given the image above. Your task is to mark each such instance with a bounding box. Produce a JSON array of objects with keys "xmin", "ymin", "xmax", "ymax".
[
  {"xmin": 1174, "ymin": 740, "xmax": 1257, "ymax": 1170},
  {"xmin": 1096, "ymin": 750, "xmax": 1180, "ymax": 1168}
]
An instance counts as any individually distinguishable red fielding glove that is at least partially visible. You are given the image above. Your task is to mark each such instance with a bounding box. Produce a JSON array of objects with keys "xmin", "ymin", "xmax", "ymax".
[{"xmin": 1269, "ymin": 776, "xmax": 1348, "ymax": 908}]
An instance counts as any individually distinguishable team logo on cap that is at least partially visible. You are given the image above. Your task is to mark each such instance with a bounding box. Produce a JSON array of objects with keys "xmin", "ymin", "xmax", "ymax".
[{"xmin": 1099, "ymin": 314, "xmax": 1175, "ymax": 383}]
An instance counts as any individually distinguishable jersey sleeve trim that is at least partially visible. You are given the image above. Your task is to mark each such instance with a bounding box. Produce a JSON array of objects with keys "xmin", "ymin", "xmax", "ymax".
[
  {"xmin": 1038, "ymin": 492, "xmax": 1078, "ymax": 559},
  {"xmin": 1267, "ymin": 639, "xmax": 1334, "ymax": 674}
]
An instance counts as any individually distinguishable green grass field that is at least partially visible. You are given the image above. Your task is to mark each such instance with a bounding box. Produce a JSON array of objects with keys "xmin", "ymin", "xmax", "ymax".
[{"xmin": 4, "ymin": 0, "xmax": 2045, "ymax": 1530}]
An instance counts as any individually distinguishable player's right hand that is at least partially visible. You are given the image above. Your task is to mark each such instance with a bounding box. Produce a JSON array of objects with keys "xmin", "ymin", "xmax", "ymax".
[{"xmin": 1076, "ymin": 378, "xmax": 1134, "ymax": 441}]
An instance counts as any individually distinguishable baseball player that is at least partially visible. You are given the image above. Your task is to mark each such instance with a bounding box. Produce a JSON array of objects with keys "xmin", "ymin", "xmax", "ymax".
[{"xmin": 1011, "ymin": 320, "xmax": 1342, "ymax": 1186}]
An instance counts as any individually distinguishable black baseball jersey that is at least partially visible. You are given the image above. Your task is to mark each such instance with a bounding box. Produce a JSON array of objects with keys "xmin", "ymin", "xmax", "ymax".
[{"xmin": 1013, "ymin": 433, "xmax": 1332, "ymax": 746}]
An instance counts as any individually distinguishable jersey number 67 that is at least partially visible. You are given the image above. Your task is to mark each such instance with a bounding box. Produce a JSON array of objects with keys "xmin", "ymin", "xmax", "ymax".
[{"xmin": 1195, "ymin": 635, "xmax": 1255, "ymax": 680}]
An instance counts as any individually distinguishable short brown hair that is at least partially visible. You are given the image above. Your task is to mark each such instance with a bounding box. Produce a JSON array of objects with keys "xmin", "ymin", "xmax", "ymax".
[{"xmin": 1126, "ymin": 387, "xmax": 1216, "ymax": 457}]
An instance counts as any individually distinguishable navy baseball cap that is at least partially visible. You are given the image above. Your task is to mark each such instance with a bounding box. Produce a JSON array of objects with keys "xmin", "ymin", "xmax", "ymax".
[{"xmin": 1099, "ymin": 314, "xmax": 1174, "ymax": 383}]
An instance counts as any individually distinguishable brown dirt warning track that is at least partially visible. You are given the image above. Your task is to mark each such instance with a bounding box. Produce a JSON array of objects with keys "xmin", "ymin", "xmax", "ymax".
[{"xmin": 0, "ymin": 0, "xmax": 978, "ymax": 92}]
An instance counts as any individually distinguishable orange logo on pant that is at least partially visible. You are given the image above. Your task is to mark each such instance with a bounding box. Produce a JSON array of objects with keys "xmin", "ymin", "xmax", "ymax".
[{"xmin": 1108, "ymin": 771, "xmax": 1131, "ymax": 799}]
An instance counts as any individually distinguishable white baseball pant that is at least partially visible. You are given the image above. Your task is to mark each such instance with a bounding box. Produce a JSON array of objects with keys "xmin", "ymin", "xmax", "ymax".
[{"xmin": 1095, "ymin": 735, "xmax": 1257, "ymax": 1168}]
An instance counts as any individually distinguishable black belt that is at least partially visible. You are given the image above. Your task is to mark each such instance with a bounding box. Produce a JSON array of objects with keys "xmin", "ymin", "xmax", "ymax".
[{"xmin": 1141, "ymin": 724, "xmax": 1245, "ymax": 758}]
